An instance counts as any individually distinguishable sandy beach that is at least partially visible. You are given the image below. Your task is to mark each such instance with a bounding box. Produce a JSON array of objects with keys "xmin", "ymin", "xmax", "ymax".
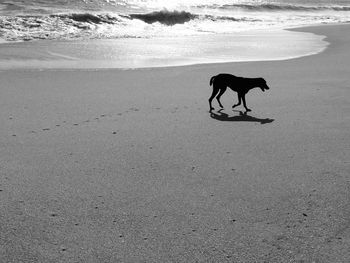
[{"xmin": 0, "ymin": 23, "xmax": 350, "ymax": 262}]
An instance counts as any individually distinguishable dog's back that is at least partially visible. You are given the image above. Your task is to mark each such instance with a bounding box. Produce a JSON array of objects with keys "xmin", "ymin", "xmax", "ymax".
[
  {"xmin": 211, "ymin": 74, "xmax": 267, "ymax": 91},
  {"xmin": 210, "ymin": 74, "xmax": 249, "ymax": 92},
  {"xmin": 210, "ymin": 73, "xmax": 237, "ymax": 85}
]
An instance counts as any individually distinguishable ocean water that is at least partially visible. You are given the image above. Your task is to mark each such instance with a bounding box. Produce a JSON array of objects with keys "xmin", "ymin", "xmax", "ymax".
[{"xmin": 0, "ymin": 0, "xmax": 349, "ymax": 68}]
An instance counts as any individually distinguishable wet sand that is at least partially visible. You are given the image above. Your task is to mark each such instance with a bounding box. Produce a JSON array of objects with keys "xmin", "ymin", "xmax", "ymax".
[
  {"xmin": 0, "ymin": 24, "xmax": 349, "ymax": 262},
  {"xmin": 0, "ymin": 29, "xmax": 326, "ymax": 69}
]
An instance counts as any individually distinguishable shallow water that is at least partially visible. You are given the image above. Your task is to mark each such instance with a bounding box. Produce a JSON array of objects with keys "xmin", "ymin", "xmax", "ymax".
[{"xmin": 0, "ymin": 28, "xmax": 327, "ymax": 70}]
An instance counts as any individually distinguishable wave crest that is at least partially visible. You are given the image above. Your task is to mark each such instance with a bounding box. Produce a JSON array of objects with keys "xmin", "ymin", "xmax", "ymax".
[
  {"xmin": 52, "ymin": 13, "xmax": 121, "ymax": 24},
  {"xmin": 129, "ymin": 10, "xmax": 196, "ymax": 26}
]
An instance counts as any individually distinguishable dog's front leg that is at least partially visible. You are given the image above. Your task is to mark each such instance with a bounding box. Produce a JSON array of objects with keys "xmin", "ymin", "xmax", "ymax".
[{"xmin": 242, "ymin": 95, "xmax": 251, "ymax": 111}]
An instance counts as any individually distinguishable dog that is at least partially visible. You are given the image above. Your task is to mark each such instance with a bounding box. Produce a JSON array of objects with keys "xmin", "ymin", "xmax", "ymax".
[{"xmin": 209, "ymin": 73, "xmax": 270, "ymax": 112}]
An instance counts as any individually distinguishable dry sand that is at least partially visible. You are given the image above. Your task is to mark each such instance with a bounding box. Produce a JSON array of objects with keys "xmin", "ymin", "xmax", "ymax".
[{"xmin": 0, "ymin": 24, "xmax": 349, "ymax": 262}]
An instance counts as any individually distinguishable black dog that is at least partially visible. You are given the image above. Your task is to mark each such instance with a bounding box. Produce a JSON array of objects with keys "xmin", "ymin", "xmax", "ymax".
[{"xmin": 209, "ymin": 73, "xmax": 270, "ymax": 111}]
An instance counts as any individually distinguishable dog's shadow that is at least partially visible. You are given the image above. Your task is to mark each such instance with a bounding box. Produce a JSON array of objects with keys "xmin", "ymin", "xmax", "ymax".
[{"xmin": 210, "ymin": 109, "xmax": 274, "ymax": 124}]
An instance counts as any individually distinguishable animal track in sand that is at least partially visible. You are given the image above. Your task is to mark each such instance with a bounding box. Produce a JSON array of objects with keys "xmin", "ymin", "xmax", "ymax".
[{"xmin": 12, "ymin": 105, "xmax": 191, "ymax": 137}]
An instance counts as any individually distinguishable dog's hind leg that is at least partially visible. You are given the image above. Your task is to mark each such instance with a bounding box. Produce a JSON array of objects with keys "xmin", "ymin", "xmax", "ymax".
[
  {"xmin": 242, "ymin": 95, "xmax": 251, "ymax": 112},
  {"xmin": 209, "ymin": 85, "xmax": 220, "ymax": 111},
  {"xmin": 216, "ymin": 86, "xmax": 227, "ymax": 109},
  {"xmin": 232, "ymin": 94, "xmax": 241, "ymax": 109}
]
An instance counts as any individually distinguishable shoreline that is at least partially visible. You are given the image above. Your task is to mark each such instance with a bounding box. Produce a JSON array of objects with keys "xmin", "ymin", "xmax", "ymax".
[
  {"xmin": 0, "ymin": 23, "xmax": 333, "ymax": 71},
  {"xmin": 1, "ymin": 23, "xmax": 349, "ymax": 262}
]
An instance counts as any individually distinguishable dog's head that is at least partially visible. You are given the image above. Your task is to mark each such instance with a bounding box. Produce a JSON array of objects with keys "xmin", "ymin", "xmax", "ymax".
[{"xmin": 258, "ymin": 78, "xmax": 270, "ymax": 92}]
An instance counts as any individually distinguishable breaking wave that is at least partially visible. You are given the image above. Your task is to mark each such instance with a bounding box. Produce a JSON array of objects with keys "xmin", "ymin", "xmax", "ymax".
[
  {"xmin": 128, "ymin": 10, "xmax": 259, "ymax": 25},
  {"xmin": 130, "ymin": 10, "xmax": 196, "ymax": 25},
  {"xmin": 54, "ymin": 13, "xmax": 122, "ymax": 24},
  {"xmin": 0, "ymin": 10, "xmax": 262, "ymax": 41},
  {"xmin": 0, "ymin": 4, "xmax": 350, "ymax": 42}
]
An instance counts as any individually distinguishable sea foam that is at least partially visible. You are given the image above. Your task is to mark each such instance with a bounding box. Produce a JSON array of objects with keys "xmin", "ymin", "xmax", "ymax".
[{"xmin": 1, "ymin": 7, "xmax": 349, "ymax": 42}]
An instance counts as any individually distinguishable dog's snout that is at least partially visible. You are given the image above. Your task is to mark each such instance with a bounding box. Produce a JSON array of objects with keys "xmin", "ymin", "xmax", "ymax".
[{"xmin": 263, "ymin": 83, "xmax": 270, "ymax": 90}]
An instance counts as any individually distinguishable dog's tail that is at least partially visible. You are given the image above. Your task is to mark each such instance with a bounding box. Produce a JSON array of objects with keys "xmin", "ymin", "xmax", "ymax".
[{"xmin": 209, "ymin": 75, "xmax": 216, "ymax": 86}]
